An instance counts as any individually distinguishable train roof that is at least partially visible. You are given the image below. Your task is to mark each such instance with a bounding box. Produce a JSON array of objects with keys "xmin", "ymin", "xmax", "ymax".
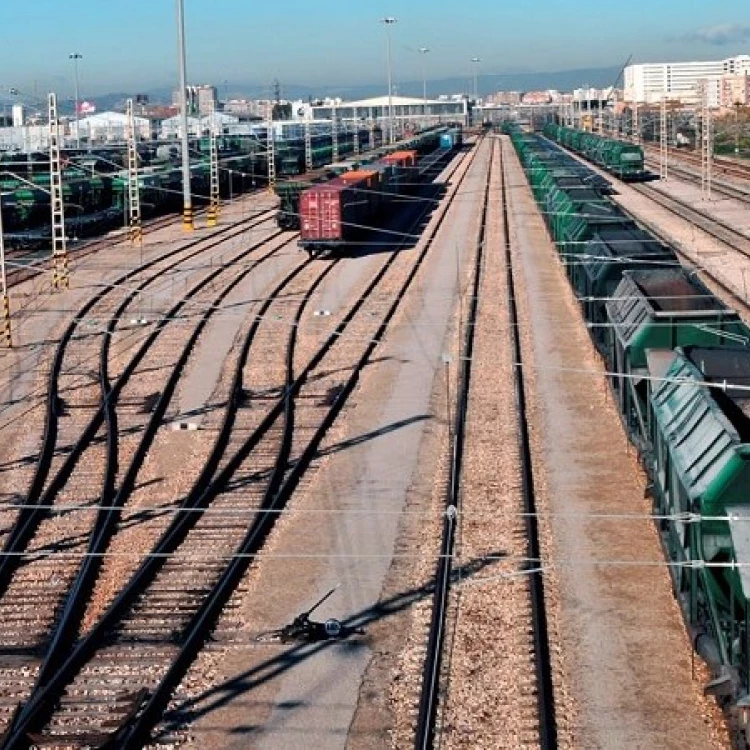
[
  {"xmin": 629, "ymin": 270, "xmax": 729, "ymax": 314},
  {"xmin": 610, "ymin": 271, "xmax": 750, "ymax": 367},
  {"xmin": 338, "ymin": 169, "xmax": 377, "ymax": 182},
  {"xmin": 650, "ymin": 346, "xmax": 750, "ymax": 506}
]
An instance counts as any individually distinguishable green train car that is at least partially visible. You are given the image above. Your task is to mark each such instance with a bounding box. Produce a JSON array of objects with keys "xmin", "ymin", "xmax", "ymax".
[
  {"xmin": 543, "ymin": 123, "xmax": 647, "ymax": 181},
  {"xmin": 508, "ymin": 125, "xmax": 750, "ymax": 731}
]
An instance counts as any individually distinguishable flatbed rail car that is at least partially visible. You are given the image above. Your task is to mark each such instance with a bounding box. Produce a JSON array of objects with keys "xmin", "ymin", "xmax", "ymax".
[
  {"xmin": 506, "ymin": 124, "xmax": 750, "ymax": 734},
  {"xmin": 543, "ymin": 123, "xmax": 648, "ymax": 182}
]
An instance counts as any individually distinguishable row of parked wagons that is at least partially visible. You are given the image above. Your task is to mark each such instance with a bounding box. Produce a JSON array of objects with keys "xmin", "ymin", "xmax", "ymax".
[{"xmin": 507, "ymin": 123, "xmax": 750, "ymax": 726}]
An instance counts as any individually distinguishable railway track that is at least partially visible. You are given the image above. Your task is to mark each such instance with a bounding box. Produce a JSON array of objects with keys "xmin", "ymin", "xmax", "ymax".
[
  {"xmin": 642, "ymin": 142, "xmax": 750, "ymax": 182},
  {"xmin": 0, "ymin": 207, "xmax": 279, "ymax": 564},
  {"xmin": 643, "ymin": 155, "xmax": 750, "ymax": 205},
  {"xmin": 0, "ymin": 144, "xmax": 476, "ymax": 748},
  {"xmin": 630, "ymin": 182, "xmax": 750, "ymax": 257},
  {"xmin": 499, "ymin": 137, "xmax": 556, "ymax": 750},
  {"xmin": 2, "ymin": 192, "xmax": 268, "ymax": 291},
  {"xmin": 0, "ymin": 209, "xmax": 287, "ymax": 728},
  {"xmin": 411, "ymin": 136, "xmax": 556, "ymax": 748}
]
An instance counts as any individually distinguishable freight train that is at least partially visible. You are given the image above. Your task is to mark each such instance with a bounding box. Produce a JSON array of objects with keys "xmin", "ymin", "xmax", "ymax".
[
  {"xmin": 506, "ymin": 124, "xmax": 750, "ymax": 734},
  {"xmin": 543, "ymin": 123, "xmax": 647, "ymax": 181},
  {"xmin": 275, "ymin": 126, "xmax": 460, "ymax": 232},
  {"xmin": 0, "ymin": 125, "xmax": 384, "ymax": 246},
  {"xmin": 296, "ymin": 126, "xmax": 462, "ymax": 256}
]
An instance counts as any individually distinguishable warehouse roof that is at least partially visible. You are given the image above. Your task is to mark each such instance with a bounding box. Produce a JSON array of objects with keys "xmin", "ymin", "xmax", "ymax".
[{"xmin": 329, "ymin": 95, "xmax": 454, "ymax": 108}]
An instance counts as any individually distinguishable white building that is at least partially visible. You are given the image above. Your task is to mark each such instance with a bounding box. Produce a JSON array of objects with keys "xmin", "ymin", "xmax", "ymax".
[
  {"xmin": 0, "ymin": 125, "xmax": 49, "ymax": 152},
  {"xmin": 160, "ymin": 111, "xmax": 239, "ymax": 139},
  {"xmin": 172, "ymin": 85, "xmax": 218, "ymax": 115},
  {"xmin": 624, "ymin": 54, "xmax": 750, "ymax": 104}
]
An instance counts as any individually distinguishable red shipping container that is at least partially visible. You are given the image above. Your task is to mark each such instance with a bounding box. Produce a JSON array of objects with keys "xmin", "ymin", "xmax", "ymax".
[{"xmin": 299, "ymin": 172, "xmax": 378, "ymax": 252}]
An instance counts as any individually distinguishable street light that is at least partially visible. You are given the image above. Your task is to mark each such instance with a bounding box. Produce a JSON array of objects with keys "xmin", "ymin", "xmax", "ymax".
[
  {"xmin": 69, "ymin": 53, "xmax": 83, "ymax": 149},
  {"xmin": 381, "ymin": 16, "xmax": 397, "ymax": 145},
  {"xmin": 175, "ymin": 0, "xmax": 193, "ymax": 230},
  {"xmin": 418, "ymin": 47, "xmax": 430, "ymax": 103},
  {"xmin": 471, "ymin": 57, "xmax": 481, "ymax": 101}
]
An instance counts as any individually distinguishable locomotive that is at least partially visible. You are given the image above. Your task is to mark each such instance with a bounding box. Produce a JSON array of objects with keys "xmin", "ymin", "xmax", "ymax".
[{"xmin": 543, "ymin": 123, "xmax": 648, "ymax": 181}]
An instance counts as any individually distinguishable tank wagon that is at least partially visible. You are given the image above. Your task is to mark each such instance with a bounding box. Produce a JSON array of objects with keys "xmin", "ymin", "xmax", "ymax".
[
  {"xmin": 507, "ymin": 124, "xmax": 750, "ymax": 731},
  {"xmin": 543, "ymin": 123, "xmax": 647, "ymax": 181}
]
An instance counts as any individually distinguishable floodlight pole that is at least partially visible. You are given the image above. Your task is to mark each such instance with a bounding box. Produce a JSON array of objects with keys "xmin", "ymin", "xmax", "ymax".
[{"xmin": 176, "ymin": 0, "xmax": 193, "ymax": 230}]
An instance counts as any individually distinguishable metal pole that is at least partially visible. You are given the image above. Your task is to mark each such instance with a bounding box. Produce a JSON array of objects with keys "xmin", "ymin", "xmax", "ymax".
[
  {"xmin": 0, "ymin": 191, "xmax": 10, "ymax": 347},
  {"xmin": 471, "ymin": 57, "xmax": 480, "ymax": 126},
  {"xmin": 176, "ymin": 0, "xmax": 193, "ymax": 230},
  {"xmin": 381, "ymin": 17, "xmax": 397, "ymax": 145},
  {"xmin": 736, "ymin": 102, "xmax": 741, "ymax": 155},
  {"xmin": 69, "ymin": 53, "xmax": 82, "ymax": 149},
  {"xmin": 419, "ymin": 47, "xmax": 429, "ymax": 120}
]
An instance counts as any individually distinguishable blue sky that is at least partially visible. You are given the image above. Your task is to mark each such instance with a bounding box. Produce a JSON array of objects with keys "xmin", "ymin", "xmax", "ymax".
[{"xmin": 3, "ymin": 0, "xmax": 750, "ymax": 98}]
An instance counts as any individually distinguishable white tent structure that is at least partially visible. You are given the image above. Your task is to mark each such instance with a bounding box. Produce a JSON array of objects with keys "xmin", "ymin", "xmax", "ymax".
[{"xmin": 72, "ymin": 111, "xmax": 150, "ymax": 144}]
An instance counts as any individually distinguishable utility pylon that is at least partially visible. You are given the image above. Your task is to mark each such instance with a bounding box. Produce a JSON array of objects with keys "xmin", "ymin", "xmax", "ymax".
[
  {"xmin": 659, "ymin": 96, "xmax": 668, "ymax": 180},
  {"xmin": 126, "ymin": 98, "xmax": 142, "ymax": 246},
  {"xmin": 207, "ymin": 99, "xmax": 220, "ymax": 226},
  {"xmin": 266, "ymin": 101, "xmax": 275, "ymax": 191},
  {"xmin": 332, "ymin": 105, "xmax": 339, "ymax": 163},
  {"xmin": 49, "ymin": 93, "xmax": 68, "ymax": 289},
  {"xmin": 0, "ymin": 195, "xmax": 11, "ymax": 347},
  {"xmin": 353, "ymin": 107, "xmax": 359, "ymax": 156},
  {"xmin": 304, "ymin": 119, "xmax": 312, "ymax": 172},
  {"xmin": 701, "ymin": 95, "xmax": 713, "ymax": 200},
  {"xmin": 633, "ymin": 101, "xmax": 640, "ymax": 144}
]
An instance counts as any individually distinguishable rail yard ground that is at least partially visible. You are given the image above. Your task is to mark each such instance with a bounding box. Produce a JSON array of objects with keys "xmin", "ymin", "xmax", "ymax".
[{"xmin": 0, "ymin": 133, "xmax": 746, "ymax": 749}]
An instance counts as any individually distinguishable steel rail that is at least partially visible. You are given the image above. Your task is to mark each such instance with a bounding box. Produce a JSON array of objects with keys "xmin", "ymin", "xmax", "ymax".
[
  {"xmin": 413, "ymin": 137, "xmax": 492, "ymax": 749},
  {"xmin": 630, "ymin": 182, "xmax": 750, "ymax": 260},
  {"xmin": 121, "ymin": 136, "xmax": 481, "ymax": 750},
  {"xmin": 1, "ymin": 142, "xmax": 474, "ymax": 748},
  {"xmin": 30, "ymin": 233, "xmax": 292, "ymax": 691},
  {"xmin": 502, "ymin": 138, "xmax": 558, "ymax": 749},
  {"xmin": 0, "ymin": 251, "xmax": 324, "ymax": 748},
  {"xmin": 0, "ymin": 210, "xmax": 276, "ymax": 597}
]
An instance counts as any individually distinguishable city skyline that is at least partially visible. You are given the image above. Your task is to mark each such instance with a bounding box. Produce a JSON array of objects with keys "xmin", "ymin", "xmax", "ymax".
[{"xmin": 3, "ymin": 0, "xmax": 750, "ymax": 99}]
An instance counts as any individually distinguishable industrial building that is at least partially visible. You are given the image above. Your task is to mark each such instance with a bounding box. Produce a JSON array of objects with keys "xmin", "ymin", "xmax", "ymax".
[
  {"xmin": 306, "ymin": 95, "xmax": 468, "ymax": 128},
  {"xmin": 624, "ymin": 54, "xmax": 750, "ymax": 104}
]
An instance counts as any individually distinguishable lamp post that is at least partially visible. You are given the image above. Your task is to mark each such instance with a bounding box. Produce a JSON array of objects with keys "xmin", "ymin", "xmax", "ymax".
[
  {"xmin": 69, "ymin": 53, "xmax": 82, "ymax": 149},
  {"xmin": 176, "ymin": 0, "xmax": 193, "ymax": 230},
  {"xmin": 471, "ymin": 56, "xmax": 480, "ymax": 101},
  {"xmin": 418, "ymin": 47, "xmax": 430, "ymax": 102},
  {"xmin": 418, "ymin": 47, "xmax": 430, "ymax": 123},
  {"xmin": 381, "ymin": 16, "xmax": 397, "ymax": 145}
]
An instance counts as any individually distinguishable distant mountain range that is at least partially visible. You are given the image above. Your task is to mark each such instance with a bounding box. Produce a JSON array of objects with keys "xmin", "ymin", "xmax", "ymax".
[{"xmin": 4, "ymin": 65, "xmax": 623, "ymax": 114}]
